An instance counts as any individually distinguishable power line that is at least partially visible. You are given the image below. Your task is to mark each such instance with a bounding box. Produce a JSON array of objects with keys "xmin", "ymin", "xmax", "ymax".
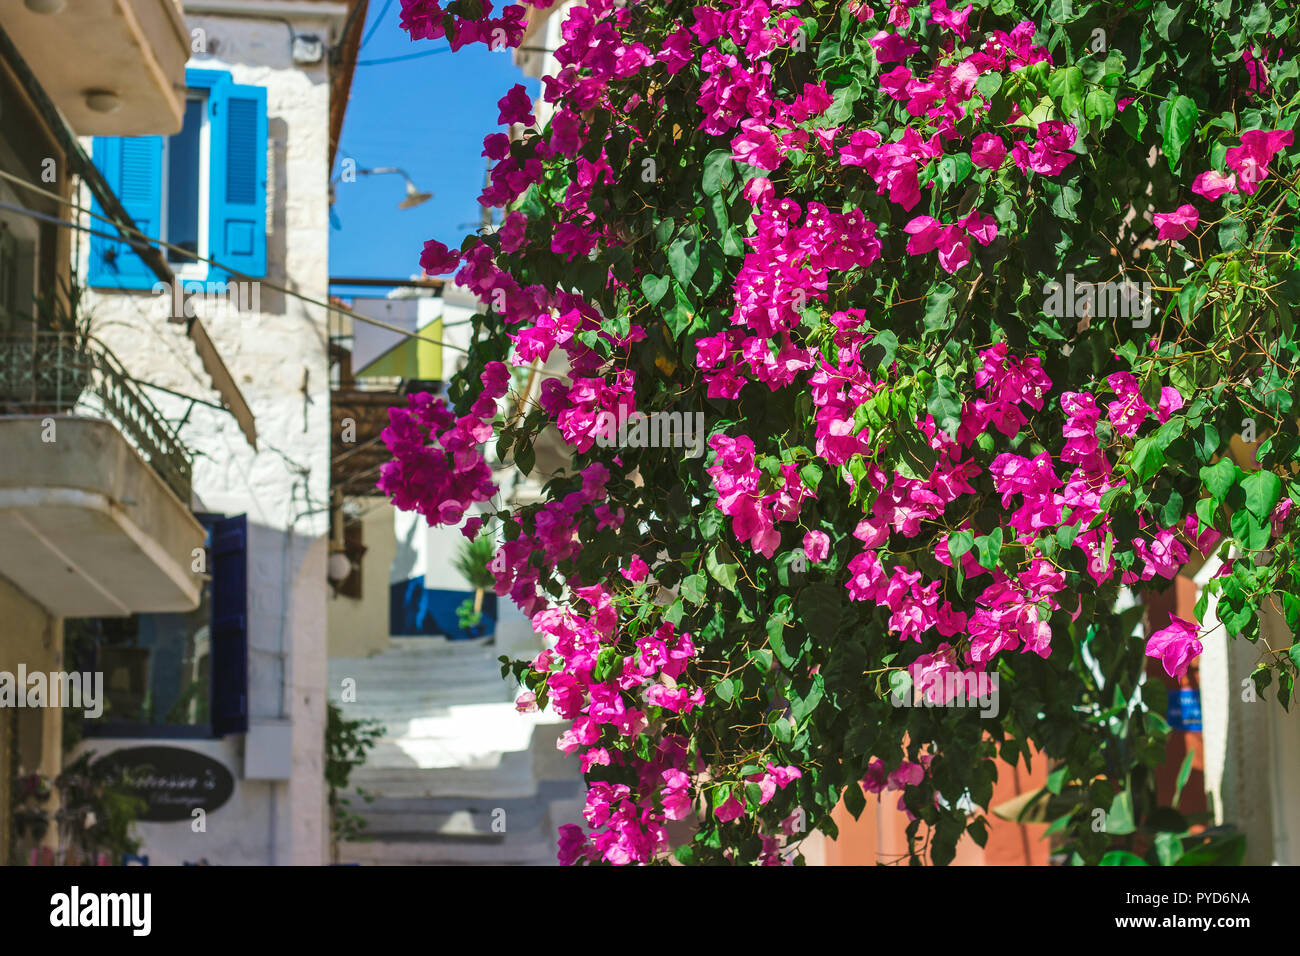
[
  {"xmin": 359, "ymin": 0, "xmax": 395, "ymax": 50},
  {"xmin": 357, "ymin": 47, "xmax": 450, "ymax": 66},
  {"xmin": 0, "ymin": 167, "xmax": 579, "ymax": 387},
  {"xmin": 0, "ymin": 168, "xmax": 469, "ymax": 357}
]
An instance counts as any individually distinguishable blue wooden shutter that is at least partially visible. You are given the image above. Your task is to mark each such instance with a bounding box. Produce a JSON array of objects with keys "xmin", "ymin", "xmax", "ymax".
[
  {"xmin": 208, "ymin": 78, "xmax": 267, "ymax": 283},
  {"xmin": 206, "ymin": 513, "xmax": 249, "ymax": 736},
  {"xmin": 88, "ymin": 137, "xmax": 163, "ymax": 290}
]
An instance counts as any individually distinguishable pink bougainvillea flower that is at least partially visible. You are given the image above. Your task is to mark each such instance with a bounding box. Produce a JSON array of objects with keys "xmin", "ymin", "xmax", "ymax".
[
  {"xmin": 861, "ymin": 757, "xmax": 888, "ymax": 794},
  {"xmin": 730, "ymin": 120, "xmax": 784, "ymax": 170},
  {"xmin": 803, "ymin": 529, "xmax": 830, "ymax": 563},
  {"xmin": 714, "ymin": 793, "xmax": 746, "ymax": 822},
  {"xmin": 887, "ymin": 760, "xmax": 925, "ymax": 790},
  {"xmin": 1145, "ymin": 614, "xmax": 1203, "ymax": 679},
  {"xmin": 1105, "ymin": 371, "xmax": 1152, "ymax": 438},
  {"xmin": 1191, "ymin": 169, "xmax": 1237, "ymax": 200},
  {"xmin": 1272, "ymin": 497, "xmax": 1294, "ymax": 539},
  {"xmin": 1225, "ymin": 129, "xmax": 1294, "ymax": 195},
  {"xmin": 621, "ymin": 556, "xmax": 649, "ymax": 582},
  {"xmin": 1153, "ymin": 204, "xmax": 1199, "ymax": 241},
  {"xmin": 557, "ymin": 823, "xmax": 587, "ymax": 866},
  {"xmin": 481, "ymin": 131, "xmax": 511, "ymax": 160},
  {"xmin": 660, "ymin": 769, "xmax": 693, "ymax": 821},
  {"xmin": 1184, "ymin": 512, "xmax": 1222, "ymax": 555},
  {"xmin": 743, "ymin": 175, "xmax": 774, "ymax": 207},
  {"xmin": 497, "ymin": 210, "xmax": 528, "ymax": 253},
  {"xmin": 970, "ymin": 133, "xmax": 1007, "ymax": 169},
  {"xmin": 1156, "ymin": 386, "xmax": 1184, "ymax": 423},
  {"xmin": 419, "ymin": 239, "xmax": 461, "ymax": 275},
  {"xmin": 868, "ymin": 30, "xmax": 921, "ymax": 63},
  {"xmin": 1011, "ymin": 122, "xmax": 1078, "ymax": 177},
  {"xmin": 496, "ymin": 83, "xmax": 535, "ymax": 126},
  {"xmin": 880, "ymin": 65, "xmax": 914, "ymax": 101},
  {"xmin": 959, "ymin": 209, "xmax": 998, "ymax": 246},
  {"xmin": 929, "ymin": 0, "xmax": 971, "ymax": 40}
]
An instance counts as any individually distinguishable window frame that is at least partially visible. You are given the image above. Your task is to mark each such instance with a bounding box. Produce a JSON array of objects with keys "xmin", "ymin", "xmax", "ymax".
[{"xmin": 159, "ymin": 90, "xmax": 211, "ymax": 280}]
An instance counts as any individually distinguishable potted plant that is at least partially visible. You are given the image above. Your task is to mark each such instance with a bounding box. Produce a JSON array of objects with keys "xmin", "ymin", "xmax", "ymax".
[{"xmin": 452, "ymin": 524, "xmax": 497, "ymax": 639}]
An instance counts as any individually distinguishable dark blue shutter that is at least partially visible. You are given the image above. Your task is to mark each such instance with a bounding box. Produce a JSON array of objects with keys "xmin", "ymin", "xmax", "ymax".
[
  {"xmin": 205, "ymin": 513, "xmax": 249, "ymax": 736},
  {"xmin": 208, "ymin": 78, "xmax": 268, "ymax": 283},
  {"xmin": 88, "ymin": 137, "xmax": 163, "ymax": 290}
]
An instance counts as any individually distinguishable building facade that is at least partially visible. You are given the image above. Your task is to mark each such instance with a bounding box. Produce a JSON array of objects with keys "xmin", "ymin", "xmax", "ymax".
[{"xmin": 57, "ymin": 0, "xmax": 365, "ymax": 866}]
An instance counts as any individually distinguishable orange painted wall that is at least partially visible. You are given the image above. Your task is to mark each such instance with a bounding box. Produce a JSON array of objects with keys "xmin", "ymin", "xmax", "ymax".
[{"xmin": 821, "ymin": 748, "xmax": 1050, "ymax": 865}]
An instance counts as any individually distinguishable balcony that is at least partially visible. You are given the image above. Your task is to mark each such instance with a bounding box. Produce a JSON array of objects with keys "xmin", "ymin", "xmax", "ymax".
[
  {"xmin": 0, "ymin": 332, "xmax": 205, "ymax": 616},
  {"xmin": 2, "ymin": 0, "xmax": 190, "ymax": 136}
]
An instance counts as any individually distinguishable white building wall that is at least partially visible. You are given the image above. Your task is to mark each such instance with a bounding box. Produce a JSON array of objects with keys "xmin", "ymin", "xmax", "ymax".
[{"xmin": 75, "ymin": 9, "xmax": 338, "ymax": 866}]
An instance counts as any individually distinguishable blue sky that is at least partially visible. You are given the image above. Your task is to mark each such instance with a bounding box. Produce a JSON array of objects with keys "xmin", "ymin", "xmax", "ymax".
[{"xmin": 329, "ymin": 2, "xmax": 540, "ymax": 287}]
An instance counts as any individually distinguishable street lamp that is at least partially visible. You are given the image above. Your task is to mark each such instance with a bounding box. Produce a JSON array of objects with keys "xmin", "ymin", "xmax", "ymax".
[
  {"xmin": 357, "ymin": 166, "xmax": 433, "ymax": 209},
  {"xmin": 329, "ymin": 165, "xmax": 433, "ymax": 211}
]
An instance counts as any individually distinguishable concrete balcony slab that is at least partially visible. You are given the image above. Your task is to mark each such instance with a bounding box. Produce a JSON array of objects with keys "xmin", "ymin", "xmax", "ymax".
[{"xmin": 0, "ymin": 416, "xmax": 204, "ymax": 615}]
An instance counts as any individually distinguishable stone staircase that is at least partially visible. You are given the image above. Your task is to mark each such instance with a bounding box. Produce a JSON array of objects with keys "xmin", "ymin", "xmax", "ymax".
[{"xmin": 328, "ymin": 636, "xmax": 585, "ymax": 865}]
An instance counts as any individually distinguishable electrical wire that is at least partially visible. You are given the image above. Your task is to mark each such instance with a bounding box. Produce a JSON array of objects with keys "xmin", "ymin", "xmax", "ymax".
[
  {"xmin": 359, "ymin": 0, "xmax": 395, "ymax": 50},
  {"xmin": 0, "ymin": 167, "xmax": 578, "ymax": 386},
  {"xmin": 357, "ymin": 47, "xmax": 451, "ymax": 66},
  {"xmin": 0, "ymin": 168, "xmax": 469, "ymax": 356}
]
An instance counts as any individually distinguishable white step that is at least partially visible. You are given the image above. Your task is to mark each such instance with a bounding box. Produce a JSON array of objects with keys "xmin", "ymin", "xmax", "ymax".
[{"xmin": 338, "ymin": 836, "xmax": 559, "ymax": 866}]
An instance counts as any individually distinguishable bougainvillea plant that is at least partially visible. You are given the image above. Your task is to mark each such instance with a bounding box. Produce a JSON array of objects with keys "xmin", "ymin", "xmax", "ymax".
[{"xmin": 380, "ymin": 0, "xmax": 1300, "ymax": 865}]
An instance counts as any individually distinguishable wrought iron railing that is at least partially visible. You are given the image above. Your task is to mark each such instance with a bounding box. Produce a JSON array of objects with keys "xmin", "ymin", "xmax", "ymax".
[{"xmin": 0, "ymin": 332, "xmax": 193, "ymax": 502}]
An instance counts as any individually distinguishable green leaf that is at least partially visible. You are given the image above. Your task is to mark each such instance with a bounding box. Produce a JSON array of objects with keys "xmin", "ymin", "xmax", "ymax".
[
  {"xmin": 513, "ymin": 436, "xmax": 536, "ymax": 476},
  {"xmin": 927, "ymin": 373, "xmax": 962, "ymax": 437},
  {"xmin": 593, "ymin": 645, "xmax": 622, "ymax": 682},
  {"xmin": 681, "ymin": 572, "xmax": 706, "ymax": 605},
  {"xmin": 947, "ymin": 530, "xmax": 975, "ymax": 562},
  {"xmin": 935, "ymin": 153, "xmax": 974, "ymax": 192},
  {"xmin": 1240, "ymin": 469, "xmax": 1281, "ymax": 519},
  {"xmin": 705, "ymin": 546, "xmax": 739, "ymax": 592},
  {"xmin": 768, "ymin": 711, "xmax": 792, "ymax": 743},
  {"xmin": 1047, "ymin": 65, "xmax": 1085, "ymax": 116},
  {"xmin": 640, "ymin": 274, "xmax": 670, "ymax": 306},
  {"xmin": 1173, "ymin": 748, "xmax": 1196, "ymax": 808},
  {"xmin": 1106, "ymin": 790, "xmax": 1136, "ymax": 835},
  {"xmin": 766, "ymin": 612, "xmax": 797, "ymax": 668},
  {"xmin": 1200, "ymin": 458, "xmax": 1240, "ymax": 502},
  {"xmin": 1084, "ymin": 88, "xmax": 1116, "ymax": 130},
  {"xmin": 799, "ymin": 461, "xmax": 824, "ymax": 491},
  {"xmin": 701, "ymin": 149, "xmax": 735, "ymax": 198},
  {"xmin": 975, "ymin": 72, "xmax": 1002, "ymax": 98},
  {"xmin": 974, "ymin": 527, "xmax": 1004, "ymax": 571},
  {"xmin": 924, "ymin": 282, "xmax": 958, "ymax": 332},
  {"xmin": 668, "ymin": 231, "xmax": 701, "ymax": 287},
  {"xmin": 1118, "ymin": 100, "xmax": 1148, "ymax": 141},
  {"xmin": 824, "ymin": 77, "xmax": 862, "ymax": 125},
  {"xmin": 1131, "ymin": 436, "xmax": 1166, "ymax": 482},
  {"xmin": 843, "ymin": 778, "xmax": 866, "ymax": 820},
  {"xmin": 1154, "ymin": 832, "xmax": 1185, "ymax": 866},
  {"xmin": 1100, "ymin": 850, "xmax": 1149, "ymax": 866},
  {"xmin": 715, "ymin": 677, "xmax": 736, "ymax": 703},
  {"xmin": 1162, "ymin": 95, "xmax": 1198, "ymax": 172},
  {"xmin": 1047, "ymin": 766, "xmax": 1068, "ymax": 795},
  {"xmin": 1218, "ymin": 216, "xmax": 1247, "ymax": 251}
]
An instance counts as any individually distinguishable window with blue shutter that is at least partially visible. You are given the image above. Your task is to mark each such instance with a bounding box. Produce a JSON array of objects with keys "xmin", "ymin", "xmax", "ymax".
[
  {"xmin": 88, "ymin": 137, "xmax": 163, "ymax": 290},
  {"xmin": 209, "ymin": 80, "xmax": 268, "ymax": 283},
  {"xmin": 88, "ymin": 68, "xmax": 268, "ymax": 291},
  {"xmin": 206, "ymin": 512, "xmax": 249, "ymax": 737}
]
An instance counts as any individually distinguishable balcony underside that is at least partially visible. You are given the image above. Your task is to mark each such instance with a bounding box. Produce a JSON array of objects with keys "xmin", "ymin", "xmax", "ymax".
[
  {"xmin": 0, "ymin": 417, "xmax": 204, "ymax": 616},
  {"xmin": 3, "ymin": 0, "xmax": 189, "ymax": 136}
]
